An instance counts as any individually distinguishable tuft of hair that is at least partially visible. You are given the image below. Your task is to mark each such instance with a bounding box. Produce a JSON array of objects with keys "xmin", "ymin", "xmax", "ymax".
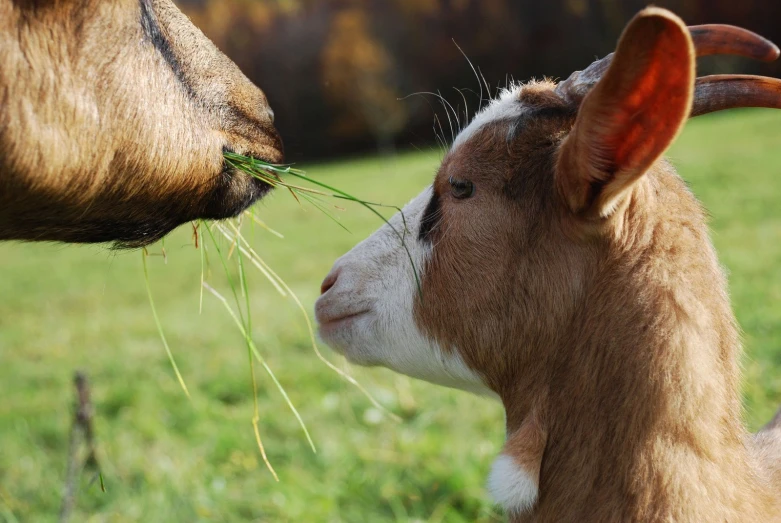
[{"xmin": 487, "ymin": 454, "xmax": 539, "ymax": 516}]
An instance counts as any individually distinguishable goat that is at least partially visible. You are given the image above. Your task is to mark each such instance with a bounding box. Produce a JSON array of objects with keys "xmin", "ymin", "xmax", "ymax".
[
  {"xmin": 0, "ymin": 0, "xmax": 281, "ymax": 246},
  {"xmin": 315, "ymin": 8, "xmax": 781, "ymax": 522}
]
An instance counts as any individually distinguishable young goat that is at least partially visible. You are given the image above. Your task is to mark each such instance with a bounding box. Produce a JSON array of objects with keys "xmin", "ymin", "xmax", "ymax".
[
  {"xmin": 316, "ymin": 8, "xmax": 781, "ymax": 521},
  {"xmin": 0, "ymin": 0, "xmax": 281, "ymax": 246}
]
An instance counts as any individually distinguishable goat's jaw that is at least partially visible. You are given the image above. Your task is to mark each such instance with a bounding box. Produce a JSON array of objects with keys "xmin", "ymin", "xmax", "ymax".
[{"xmin": 316, "ymin": 187, "xmax": 494, "ymax": 397}]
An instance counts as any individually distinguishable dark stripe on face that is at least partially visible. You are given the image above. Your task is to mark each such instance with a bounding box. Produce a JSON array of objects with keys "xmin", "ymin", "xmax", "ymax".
[
  {"xmin": 418, "ymin": 190, "xmax": 441, "ymax": 243},
  {"xmin": 139, "ymin": 0, "xmax": 197, "ymax": 98}
]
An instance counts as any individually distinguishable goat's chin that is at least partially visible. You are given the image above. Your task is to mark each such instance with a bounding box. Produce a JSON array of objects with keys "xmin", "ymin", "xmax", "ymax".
[
  {"xmin": 57, "ymin": 169, "xmax": 275, "ymax": 248},
  {"xmin": 317, "ymin": 317, "xmax": 382, "ymax": 367},
  {"xmin": 103, "ymin": 171, "xmax": 272, "ymax": 248},
  {"xmin": 322, "ymin": 341, "xmax": 376, "ymax": 367},
  {"xmin": 201, "ymin": 167, "xmax": 274, "ymax": 220},
  {"xmin": 328, "ymin": 346, "xmax": 385, "ymax": 369},
  {"xmin": 104, "ymin": 162, "xmax": 276, "ymax": 248}
]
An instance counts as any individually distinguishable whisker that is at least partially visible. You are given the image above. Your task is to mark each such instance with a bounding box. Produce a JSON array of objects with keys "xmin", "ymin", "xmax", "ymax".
[
  {"xmin": 452, "ymin": 39, "xmax": 485, "ymax": 110},
  {"xmin": 433, "ymin": 114, "xmax": 448, "ymax": 153},
  {"xmin": 431, "ymin": 215, "xmax": 453, "ymax": 252},
  {"xmin": 401, "ymin": 90, "xmax": 460, "ymax": 143},
  {"xmin": 399, "ymin": 91, "xmax": 451, "ymax": 152},
  {"xmin": 435, "ymin": 89, "xmax": 457, "ymax": 143},
  {"xmin": 478, "ymin": 66, "xmax": 492, "ymax": 101},
  {"xmin": 442, "ymin": 89, "xmax": 463, "ymax": 133},
  {"xmin": 460, "ymin": 87, "xmax": 481, "ymax": 98},
  {"xmin": 453, "ymin": 87, "xmax": 471, "ymax": 129}
]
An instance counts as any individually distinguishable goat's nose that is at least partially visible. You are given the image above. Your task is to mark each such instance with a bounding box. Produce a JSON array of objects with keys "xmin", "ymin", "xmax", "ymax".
[{"xmin": 320, "ymin": 267, "xmax": 340, "ymax": 295}]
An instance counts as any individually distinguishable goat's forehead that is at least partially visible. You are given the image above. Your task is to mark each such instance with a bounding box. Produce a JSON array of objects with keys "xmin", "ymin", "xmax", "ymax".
[{"xmin": 451, "ymin": 86, "xmax": 526, "ymax": 151}]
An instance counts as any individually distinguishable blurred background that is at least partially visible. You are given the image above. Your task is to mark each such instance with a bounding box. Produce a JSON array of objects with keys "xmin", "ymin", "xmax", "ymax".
[
  {"xmin": 2, "ymin": 2, "xmax": 781, "ymax": 522},
  {"xmin": 177, "ymin": 0, "xmax": 781, "ymax": 160}
]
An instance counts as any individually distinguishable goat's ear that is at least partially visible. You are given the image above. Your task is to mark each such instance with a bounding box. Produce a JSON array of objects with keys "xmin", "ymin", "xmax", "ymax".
[{"xmin": 556, "ymin": 8, "xmax": 695, "ymax": 217}]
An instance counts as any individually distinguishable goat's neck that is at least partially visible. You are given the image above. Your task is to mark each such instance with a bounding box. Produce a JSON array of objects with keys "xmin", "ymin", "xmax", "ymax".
[
  {"xmin": 494, "ymin": 187, "xmax": 778, "ymax": 520},
  {"xmin": 497, "ymin": 320, "xmax": 776, "ymax": 522}
]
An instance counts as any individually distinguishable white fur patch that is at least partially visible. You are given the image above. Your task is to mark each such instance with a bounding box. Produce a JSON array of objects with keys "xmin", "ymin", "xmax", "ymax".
[
  {"xmin": 316, "ymin": 187, "xmax": 494, "ymax": 397},
  {"xmin": 316, "ymin": 87, "xmax": 534, "ymax": 395},
  {"xmin": 451, "ymin": 84, "xmax": 525, "ymax": 151},
  {"xmin": 488, "ymin": 454, "xmax": 539, "ymax": 515}
]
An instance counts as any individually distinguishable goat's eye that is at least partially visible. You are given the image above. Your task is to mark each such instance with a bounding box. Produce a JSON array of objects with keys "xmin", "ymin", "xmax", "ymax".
[{"xmin": 448, "ymin": 176, "xmax": 475, "ymax": 199}]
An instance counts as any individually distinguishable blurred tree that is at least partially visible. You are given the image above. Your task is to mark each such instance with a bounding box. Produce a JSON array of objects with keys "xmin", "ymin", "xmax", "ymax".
[
  {"xmin": 321, "ymin": 6, "xmax": 408, "ymax": 153},
  {"xmin": 175, "ymin": 0, "xmax": 781, "ymax": 160}
]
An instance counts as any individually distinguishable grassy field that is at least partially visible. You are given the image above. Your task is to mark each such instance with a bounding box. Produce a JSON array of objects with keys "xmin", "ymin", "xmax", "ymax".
[{"xmin": 1, "ymin": 110, "xmax": 781, "ymax": 522}]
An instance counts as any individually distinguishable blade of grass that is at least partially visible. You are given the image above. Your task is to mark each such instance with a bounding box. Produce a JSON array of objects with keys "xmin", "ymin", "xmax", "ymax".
[
  {"xmin": 215, "ymin": 224, "xmax": 287, "ymax": 297},
  {"xmin": 224, "ymin": 152, "xmax": 306, "ymax": 175},
  {"xmin": 205, "ymin": 225, "xmax": 316, "ymax": 453},
  {"xmin": 281, "ymin": 170, "xmax": 421, "ymax": 296},
  {"xmin": 142, "ymin": 250, "xmax": 190, "ymax": 399},
  {"xmin": 160, "ymin": 237, "xmax": 167, "ymax": 264},
  {"xmin": 224, "ymin": 221, "xmax": 401, "ymax": 423},
  {"xmin": 295, "ymin": 189, "xmax": 350, "ymax": 214},
  {"xmin": 198, "ymin": 221, "xmax": 205, "ymax": 314},
  {"xmin": 294, "ymin": 191, "xmax": 351, "ymax": 233},
  {"xmin": 203, "ymin": 226, "xmax": 280, "ymax": 478},
  {"xmin": 203, "ymin": 281, "xmax": 317, "ymax": 454},
  {"xmin": 237, "ymin": 238, "xmax": 281, "ymax": 481},
  {"xmin": 243, "ymin": 210, "xmax": 285, "ymax": 239},
  {"xmin": 226, "ymin": 154, "xmax": 421, "ymax": 297},
  {"xmin": 224, "ymin": 152, "xmax": 407, "ymax": 419}
]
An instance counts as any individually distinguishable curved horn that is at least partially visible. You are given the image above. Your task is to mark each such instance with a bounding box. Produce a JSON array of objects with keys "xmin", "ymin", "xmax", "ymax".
[
  {"xmin": 556, "ymin": 22, "xmax": 781, "ymax": 113},
  {"xmin": 687, "ymin": 25, "xmax": 781, "ymax": 117},
  {"xmin": 689, "ymin": 24, "xmax": 780, "ymax": 61},
  {"xmin": 692, "ymin": 75, "xmax": 781, "ymax": 116},
  {"xmin": 554, "ymin": 54, "xmax": 613, "ymax": 104}
]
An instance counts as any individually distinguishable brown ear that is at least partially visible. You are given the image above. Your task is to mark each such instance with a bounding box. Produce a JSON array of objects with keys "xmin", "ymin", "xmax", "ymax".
[{"xmin": 556, "ymin": 8, "xmax": 695, "ymax": 217}]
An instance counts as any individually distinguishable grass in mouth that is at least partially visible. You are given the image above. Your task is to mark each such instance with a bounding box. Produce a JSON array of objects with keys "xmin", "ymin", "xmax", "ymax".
[
  {"xmin": 142, "ymin": 153, "xmax": 417, "ymax": 478},
  {"xmin": 223, "ymin": 151, "xmax": 421, "ymax": 294}
]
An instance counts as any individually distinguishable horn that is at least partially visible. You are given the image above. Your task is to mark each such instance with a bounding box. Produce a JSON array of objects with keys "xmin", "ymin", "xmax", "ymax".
[
  {"xmin": 556, "ymin": 23, "xmax": 781, "ymax": 117},
  {"xmin": 689, "ymin": 24, "xmax": 781, "ymax": 116},
  {"xmin": 554, "ymin": 53, "xmax": 613, "ymax": 104},
  {"xmin": 689, "ymin": 24, "xmax": 779, "ymax": 61},
  {"xmin": 692, "ymin": 75, "xmax": 781, "ymax": 116}
]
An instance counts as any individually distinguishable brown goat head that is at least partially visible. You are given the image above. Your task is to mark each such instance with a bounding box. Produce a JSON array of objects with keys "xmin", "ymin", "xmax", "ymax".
[
  {"xmin": 0, "ymin": 0, "xmax": 282, "ymax": 246},
  {"xmin": 317, "ymin": 7, "xmax": 781, "ymax": 521}
]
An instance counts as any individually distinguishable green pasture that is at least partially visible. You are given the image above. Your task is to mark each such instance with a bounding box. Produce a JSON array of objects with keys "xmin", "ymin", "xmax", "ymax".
[{"xmin": 1, "ymin": 110, "xmax": 780, "ymax": 522}]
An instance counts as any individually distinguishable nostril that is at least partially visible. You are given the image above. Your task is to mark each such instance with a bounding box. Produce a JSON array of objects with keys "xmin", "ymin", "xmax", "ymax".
[{"xmin": 320, "ymin": 269, "xmax": 340, "ymax": 295}]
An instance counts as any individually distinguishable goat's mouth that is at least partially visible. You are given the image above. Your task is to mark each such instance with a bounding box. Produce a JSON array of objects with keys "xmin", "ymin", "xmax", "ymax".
[
  {"xmin": 201, "ymin": 148, "xmax": 280, "ymax": 220},
  {"xmin": 315, "ymin": 307, "xmax": 372, "ymax": 347},
  {"xmin": 317, "ymin": 309, "xmax": 371, "ymax": 327}
]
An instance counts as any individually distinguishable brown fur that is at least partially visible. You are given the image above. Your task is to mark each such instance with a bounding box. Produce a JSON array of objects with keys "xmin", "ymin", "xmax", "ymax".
[
  {"xmin": 0, "ymin": 0, "xmax": 282, "ymax": 246},
  {"xmin": 415, "ymin": 8, "xmax": 781, "ymax": 522},
  {"xmin": 503, "ymin": 410, "xmax": 547, "ymax": 491}
]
